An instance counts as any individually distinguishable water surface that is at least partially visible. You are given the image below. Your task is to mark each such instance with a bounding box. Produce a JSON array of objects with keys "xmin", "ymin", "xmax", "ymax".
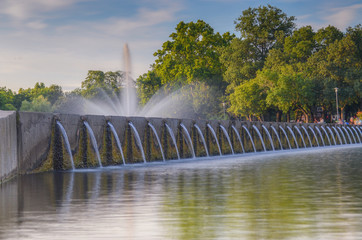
[{"xmin": 1, "ymin": 146, "xmax": 362, "ymax": 239}]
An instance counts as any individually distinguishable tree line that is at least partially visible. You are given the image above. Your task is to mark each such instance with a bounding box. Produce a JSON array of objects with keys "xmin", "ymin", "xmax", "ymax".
[{"xmin": 1, "ymin": 5, "xmax": 361, "ymax": 122}]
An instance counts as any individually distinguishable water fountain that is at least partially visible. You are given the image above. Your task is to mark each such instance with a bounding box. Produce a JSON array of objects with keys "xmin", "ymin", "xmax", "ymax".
[
  {"xmin": 107, "ymin": 122, "xmax": 126, "ymax": 165},
  {"xmin": 56, "ymin": 121, "xmax": 75, "ymax": 170},
  {"xmin": 165, "ymin": 123, "xmax": 180, "ymax": 159},
  {"xmin": 180, "ymin": 123, "xmax": 196, "ymax": 158},
  {"xmin": 242, "ymin": 125, "xmax": 256, "ymax": 152},
  {"xmin": 262, "ymin": 125, "xmax": 275, "ymax": 151},
  {"xmin": 207, "ymin": 124, "xmax": 222, "ymax": 155},
  {"xmin": 219, "ymin": 125, "xmax": 235, "ymax": 154},
  {"xmin": 287, "ymin": 126, "xmax": 299, "ymax": 149},
  {"xmin": 319, "ymin": 126, "xmax": 331, "ymax": 146},
  {"xmin": 337, "ymin": 127, "xmax": 347, "ymax": 144},
  {"xmin": 148, "ymin": 122, "xmax": 166, "ymax": 161},
  {"xmin": 351, "ymin": 127, "xmax": 361, "ymax": 143},
  {"xmin": 270, "ymin": 125, "xmax": 283, "ymax": 150},
  {"xmin": 252, "ymin": 125, "xmax": 266, "ymax": 151},
  {"xmin": 84, "ymin": 121, "xmax": 103, "ymax": 167},
  {"xmin": 308, "ymin": 126, "xmax": 320, "ymax": 147},
  {"xmin": 294, "ymin": 126, "xmax": 306, "ymax": 148},
  {"xmin": 342, "ymin": 126, "xmax": 353, "ymax": 144},
  {"xmin": 128, "ymin": 122, "xmax": 146, "ymax": 163},
  {"xmin": 332, "ymin": 126, "xmax": 343, "ymax": 145},
  {"xmin": 326, "ymin": 126, "xmax": 337, "ymax": 145},
  {"xmin": 314, "ymin": 126, "xmax": 325, "ymax": 146},
  {"xmin": 301, "ymin": 126, "xmax": 313, "ymax": 147},
  {"xmin": 231, "ymin": 125, "xmax": 245, "ymax": 153},
  {"xmin": 194, "ymin": 124, "xmax": 209, "ymax": 157},
  {"xmin": 279, "ymin": 126, "xmax": 292, "ymax": 149}
]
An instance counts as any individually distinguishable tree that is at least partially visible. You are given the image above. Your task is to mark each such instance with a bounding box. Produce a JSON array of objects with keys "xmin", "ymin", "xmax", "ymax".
[
  {"xmin": 20, "ymin": 95, "xmax": 52, "ymax": 112},
  {"xmin": 0, "ymin": 87, "xmax": 16, "ymax": 110},
  {"xmin": 235, "ymin": 5, "xmax": 296, "ymax": 61},
  {"xmin": 284, "ymin": 26, "xmax": 316, "ymax": 62},
  {"xmin": 228, "ymin": 78, "xmax": 267, "ymax": 120},
  {"xmin": 315, "ymin": 25, "xmax": 343, "ymax": 50},
  {"xmin": 136, "ymin": 70, "xmax": 162, "ymax": 105},
  {"xmin": 153, "ymin": 20, "xmax": 233, "ymax": 88},
  {"xmin": 80, "ymin": 70, "xmax": 123, "ymax": 99},
  {"xmin": 220, "ymin": 5, "xmax": 295, "ymax": 89}
]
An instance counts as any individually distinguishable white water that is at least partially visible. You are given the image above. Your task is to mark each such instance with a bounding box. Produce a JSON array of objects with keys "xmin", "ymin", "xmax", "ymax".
[
  {"xmin": 294, "ymin": 126, "xmax": 306, "ymax": 148},
  {"xmin": 165, "ymin": 123, "xmax": 180, "ymax": 159},
  {"xmin": 231, "ymin": 125, "xmax": 245, "ymax": 153},
  {"xmin": 326, "ymin": 126, "xmax": 337, "ymax": 145},
  {"xmin": 337, "ymin": 127, "xmax": 347, "ymax": 144},
  {"xmin": 342, "ymin": 126, "xmax": 353, "ymax": 144},
  {"xmin": 319, "ymin": 126, "xmax": 331, "ymax": 146},
  {"xmin": 308, "ymin": 126, "xmax": 320, "ymax": 147},
  {"xmin": 194, "ymin": 124, "xmax": 209, "ymax": 157},
  {"xmin": 314, "ymin": 126, "xmax": 325, "ymax": 146},
  {"xmin": 207, "ymin": 124, "xmax": 222, "ymax": 155},
  {"xmin": 219, "ymin": 125, "xmax": 235, "ymax": 154},
  {"xmin": 107, "ymin": 122, "xmax": 126, "ymax": 165},
  {"xmin": 270, "ymin": 125, "xmax": 283, "ymax": 150},
  {"xmin": 287, "ymin": 126, "xmax": 299, "ymax": 149},
  {"xmin": 301, "ymin": 126, "xmax": 313, "ymax": 147},
  {"xmin": 279, "ymin": 126, "xmax": 292, "ymax": 149},
  {"xmin": 84, "ymin": 121, "xmax": 103, "ymax": 167},
  {"xmin": 128, "ymin": 122, "xmax": 146, "ymax": 163},
  {"xmin": 351, "ymin": 127, "xmax": 361, "ymax": 143},
  {"xmin": 56, "ymin": 121, "xmax": 75, "ymax": 170},
  {"xmin": 332, "ymin": 126, "xmax": 343, "ymax": 145},
  {"xmin": 241, "ymin": 125, "xmax": 256, "ymax": 152},
  {"xmin": 262, "ymin": 125, "xmax": 275, "ymax": 151},
  {"xmin": 148, "ymin": 123, "xmax": 166, "ymax": 161},
  {"xmin": 252, "ymin": 125, "xmax": 266, "ymax": 151},
  {"xmin": 180, "ymin": 124, "xmax": 196, "ymax": 158}
]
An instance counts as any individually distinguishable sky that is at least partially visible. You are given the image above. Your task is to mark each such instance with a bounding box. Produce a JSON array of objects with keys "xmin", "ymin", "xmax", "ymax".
[{"xmin": 1, "ymin": 0, "xmax": 361, "ymax": 92}]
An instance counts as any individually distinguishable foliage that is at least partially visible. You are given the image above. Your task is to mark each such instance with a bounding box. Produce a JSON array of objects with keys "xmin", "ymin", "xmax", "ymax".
[{"xmin": 20, "ymin": 95, "xmax": 52, "ymax": 112}]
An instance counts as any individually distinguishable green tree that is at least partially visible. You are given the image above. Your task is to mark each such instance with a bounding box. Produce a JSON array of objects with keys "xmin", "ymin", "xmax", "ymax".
[
  {"xmin": 20, "ymin": 95, "xmax": 52, "ymax": 112},
  {"xmin": 80, "ymin": 70, "xmax": 123, "ymax": 99},
  {"xmin": 153, "ymin": 20, "xmax": 233, "ymax": 88},
  {"xmin": 0, "ymin": 87, "xmax": 16, "ymax": 110},
  {"xmin": 315, "ymin": 25, "xmax": 343, "ymax": 50},
  {"xmin": 284, "ymin": 26, "xmax": 316, "ymax": 62},
  {"xmin": 228, "ymin": 78, "xmax": 267, "ymax": 121},
  {"xmin": 136, "ymin": 70, "xmax": 162, "ymax": 105}
]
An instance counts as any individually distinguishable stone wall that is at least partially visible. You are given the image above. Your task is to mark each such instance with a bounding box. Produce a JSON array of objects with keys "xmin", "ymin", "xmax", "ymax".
[{"xmin": 0, "ymin": 111, "xmax": 18, "ymax": 183}]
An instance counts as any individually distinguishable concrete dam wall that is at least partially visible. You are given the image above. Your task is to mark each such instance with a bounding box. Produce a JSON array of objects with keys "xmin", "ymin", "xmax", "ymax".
[{"xmin": 1, "ymin": 110, "xmax": 361, "ymax": 183}]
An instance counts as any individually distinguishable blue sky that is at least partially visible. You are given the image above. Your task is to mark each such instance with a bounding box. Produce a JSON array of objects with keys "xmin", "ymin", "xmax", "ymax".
[{"xmin": 1, "ymin": 0, "xmax": 361, "ymax": 91}]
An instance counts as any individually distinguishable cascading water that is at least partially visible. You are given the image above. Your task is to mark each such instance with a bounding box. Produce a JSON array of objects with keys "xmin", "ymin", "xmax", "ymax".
[
  {"xmin": 242, "ymin": 125, "xmax": 256, "ymax": 152},
  {"xmin": 219, "ymin": 125, "xmax": 235, "ymax": 154},
  {"xmin": 356, "ymin": 126, "xmax": 362, "ymax": 136},
  {"xmin": 262, "ymin": 125, "xmax": 275, "ymax": 151},
  {"xmin": 56, "ymin": 121, "xmax": 75, "ymax": 170},
  {"xmin": 294, "ymin": 126, "xmax": 306, "ymax": 148},
  {"xmin": 231, "ymin": 125, "xmax": 245, "ymax": 153},
  {"xmin": 320, "ymin": 126, "xmax": 332, "ymax": 146},
  {"xmin": 314, "ymin": 126, "xmax": 325, "ymax": 146},
  {"xmin": 287, "ymin": 126, "xmax": 299, "ymax": 149},
  {"xmin": 148, "ymin": 122, "xmax": 166, "ymax": 161},
  {"xmin": 308, "ymin": 126, "xmax": 320, "ymax": 147},
  {"xmin": 332, "ymin": 126, "xmax": 343, "ymax": 145},
  {"xmin": 128, "ymin": 122, "xmax": 146, "ymax": 163},
  {"xmin": 252, "ymin": 125, "xmax": 266, "ymax": 151},
  {"xmin": 337, "ymin": 127, "xmax": 347, "ymax": 144},
  {"xmin": 194, "ymin": 124, "xmax": 209, "ymax": 157},
  {"xmin": 351, "ymin": 127, "xmax": 361, "ymax": 143},
  {"xmin": 270, "ymin": 125, "xmax": 283, "ymax": 150},
  {"xmin": 122, "ymin": 43, "xmax": 137, "ymax": 116},
  {"xmin": 165, "ymin": 123, "xmax": 180, "ymax": 159},
  {"xmin": 180, "ymin": 123, "xmax": 196, "ymax": 158},
  {"xmin": 279, "ymin": 126, "xmax": 292, "ymax": 149},
  {"xmin": 84, "ymin": 121, "xmax": 103, "ymax": 167},
  {"xmin": 107, "ymin": 122, "xmax": 126, "ymax": 165},
  {"xmin": 301, "ymin": 126, "xmax": 313, "ymax": 147},
  {"xmin": 326, "ymin": 126, "xmax": 337, "ymax": 145},
  {"xmin": 207, "ymin": 124, "xmax": 222, "ymax": 155},
  {"xmin": 342, "ymin": 126, "xmax": 354, "ymax": 144}
]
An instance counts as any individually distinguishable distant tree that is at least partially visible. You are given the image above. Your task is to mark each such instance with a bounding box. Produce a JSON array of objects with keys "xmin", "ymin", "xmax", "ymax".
[
  {"xmin": 0, "ymin": 87, "xmax": 16, "ymax": 110},
  {"xmin": 315, "ymin": 25, "xmax": 344, "ymax": 50},
  {"xmin": 284, "ymin": 26, "xmax": 316, "ymax": 62},
  {"xmin": 136, "ymin": 70, "xmax": 162, "ymax": 105},
  {"xmin": 20, "ymin": 95, "xmax": 52, "ymax": 112}
]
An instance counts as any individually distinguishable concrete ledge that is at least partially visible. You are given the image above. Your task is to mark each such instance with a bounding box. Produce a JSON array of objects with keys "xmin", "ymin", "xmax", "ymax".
[{"xmin": 0, "ymin": 111, "xmax": 18, "ymax": 183}]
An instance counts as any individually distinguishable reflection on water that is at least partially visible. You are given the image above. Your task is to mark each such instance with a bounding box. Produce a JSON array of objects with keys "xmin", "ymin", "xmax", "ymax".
[{"xmin": 1, "ymin": 146, "xmax": 362, "ymax": 239}]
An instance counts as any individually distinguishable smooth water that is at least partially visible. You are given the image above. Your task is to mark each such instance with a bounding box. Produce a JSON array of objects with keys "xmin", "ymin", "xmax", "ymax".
[{"xmin": 1, "ymin": 146, "xmax": 362, "ymax": 240}]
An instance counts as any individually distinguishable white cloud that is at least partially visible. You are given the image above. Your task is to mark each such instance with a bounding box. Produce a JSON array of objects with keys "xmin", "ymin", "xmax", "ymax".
[
  {"xmin": 0, "ymin": 0, "xmax": 185, "ymax": 91},
  {"xmin": 323, "ymin": 4, "xmax": 362, "ymax": 30},
  {"xmin": 0, "ymin": 0, "xmax": 84, "ymax": 20}
]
